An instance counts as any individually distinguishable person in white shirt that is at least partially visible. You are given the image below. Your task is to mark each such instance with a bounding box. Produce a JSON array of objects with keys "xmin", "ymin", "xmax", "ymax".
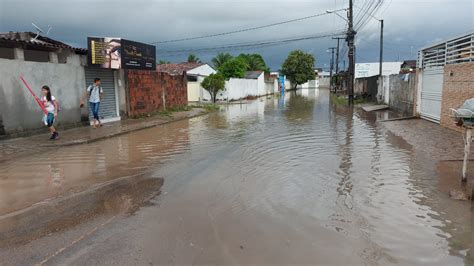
[
  {"xmin": 41, "ymin": 86, "xmax": 59, "ymax": 140},
  {"xmin": 87, "ymin": 78, "xmax": 104, "ymax": 128}
]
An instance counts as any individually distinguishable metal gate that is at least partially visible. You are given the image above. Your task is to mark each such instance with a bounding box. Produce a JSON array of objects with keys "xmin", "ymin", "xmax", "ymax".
[
  {"xmin": 420, "ymin": 67, "xmax": 444, "ymax": 123},
  {"xmin": 84, "ymin": 68, "xmax": 118, "ymax": 121}
]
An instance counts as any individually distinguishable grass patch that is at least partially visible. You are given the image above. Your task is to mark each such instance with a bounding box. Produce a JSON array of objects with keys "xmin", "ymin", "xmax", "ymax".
[
  {"xmin": 191, "ymin": 103, "xmax": 220, "ymax": 111},
  {"xmin": 131, "ymin": 105, "xmax": 193, "ymax": 119},
  {"xmin": 331, "ymin": 94, "xmax": 370, "ymax": 105},
  {"xmin": 331, "ymin": 94, "xmax": 348, "ymax": 105}
]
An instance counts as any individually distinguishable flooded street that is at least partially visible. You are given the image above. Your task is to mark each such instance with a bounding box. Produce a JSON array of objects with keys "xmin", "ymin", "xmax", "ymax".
[{"xmin": 1, "ymin": 89, "xmax": 473, "ymax": 265}]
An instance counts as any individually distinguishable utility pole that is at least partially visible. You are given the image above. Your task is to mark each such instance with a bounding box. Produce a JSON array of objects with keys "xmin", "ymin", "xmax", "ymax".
[
  {"xmin": 332, "ymin": 37, "xmax": 344, "ymax": 74},
  {"xmin": 347, "ymin": 0, "xmax": 356, "ymax": 105},
  {"xmin": 328, "ymin": 47, "xmax": 336, "ymax": 91},
  {"xmin": 332, "ymin": 37, "xmax": 345, "ymax": 93},
  {"xmin": 379, "ymin": 19, "xmax": 384, "ymax": 101}
]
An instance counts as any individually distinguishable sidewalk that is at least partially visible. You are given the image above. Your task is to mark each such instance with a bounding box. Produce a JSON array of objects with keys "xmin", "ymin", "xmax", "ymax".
[
  {"xmin": 381, "ymin": 117, "xmax": 473, "ymax": 199},
  {"xmin": 0, "ymin": 108, "xmax": 207, "ymax": 163}
]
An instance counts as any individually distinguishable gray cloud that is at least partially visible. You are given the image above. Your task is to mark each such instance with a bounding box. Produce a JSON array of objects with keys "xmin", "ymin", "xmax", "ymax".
[{"xmin": 0, "ymin": 0, "xmax": 472, "ymax": 70}]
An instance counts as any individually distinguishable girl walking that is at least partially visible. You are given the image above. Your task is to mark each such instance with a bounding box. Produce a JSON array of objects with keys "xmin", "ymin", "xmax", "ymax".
[{"xmin": 41, "ymin": 86, "xmax": 59, "ymax": 140}]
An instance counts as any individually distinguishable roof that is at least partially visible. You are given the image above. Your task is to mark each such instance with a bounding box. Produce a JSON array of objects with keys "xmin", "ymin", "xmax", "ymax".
[
  {"xmin": 401, "ymin": 60, "xmax": 416, "ymax": 68},
  {"xmin": 156, "ymin": 62, "xmax": 205, "ymax": 75},
  {"xmin": 244, "ymin": 71, "xmax": 264, "ymax": 79},
  {"xmin": 0, "ymin": 32, "xmax": 87, "ymax": 54},
  {"xmin": 419, "ymin": 31, "xmax": 473, "ymax": 51}
]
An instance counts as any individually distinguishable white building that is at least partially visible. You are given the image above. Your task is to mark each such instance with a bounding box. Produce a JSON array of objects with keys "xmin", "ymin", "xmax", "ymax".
[{"xmin": 355, "ymin": 62, "xmax": 402, "ymax": 78}]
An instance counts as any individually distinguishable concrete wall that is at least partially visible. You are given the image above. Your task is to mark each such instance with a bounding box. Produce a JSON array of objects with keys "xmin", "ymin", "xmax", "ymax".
[
  {"xmin": 265, "ymin": 81, "xmax": 275, "ymax": 95},
  {"xmin": 202, "ymin": 74, "xmax": 266, "ymax": 102},
  {"xmin": 388, "ymin": 74, "xmax": 416, "ymax": 116},
  {"xmin": 0, "ymin": 51, "xmax": 86, "ymax": 135},
  {"xmin": 439, "ymin": 62, "xmax": 474, "ymax": 132},
  {"xmin": 319, "ymin": 77, "xmax": 330, "ymax": 87},
  {"xmin": 126, "ymin": 70, "xmax": 187, "ymax": 116},
  {"xmin": 298, "ymin": 80, "xmax": 318, "ymax": 89},
  {"xmin": 354, "ymin": 75, "xmax": 378, "ymax": 100}
]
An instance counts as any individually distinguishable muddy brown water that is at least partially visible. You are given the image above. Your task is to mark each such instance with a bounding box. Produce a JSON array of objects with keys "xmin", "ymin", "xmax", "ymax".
[{"xmin": 0, "ymin": 89, "xmax": 472, "ymax": 265}]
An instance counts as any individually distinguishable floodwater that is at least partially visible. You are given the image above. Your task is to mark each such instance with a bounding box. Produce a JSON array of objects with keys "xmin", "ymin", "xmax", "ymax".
[{"xmin": 0, "ymin": 89, "xmax": 473, "ymax": 265}]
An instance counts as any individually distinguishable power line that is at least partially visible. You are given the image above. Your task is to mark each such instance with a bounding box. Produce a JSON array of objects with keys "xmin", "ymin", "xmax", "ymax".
[
  {"xmin": 157, "ymin": 31, "xmax": 347, "ymax": 56},
  {"xmin": 355, "ymin": 0, "xmax": 385, "ymax": 31},
  {"xmin": 151, "ymin": 9, "xmax": 347, "ymax": 44}
]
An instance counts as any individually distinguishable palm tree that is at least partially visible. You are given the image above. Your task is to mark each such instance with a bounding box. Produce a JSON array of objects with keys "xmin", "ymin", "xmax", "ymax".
[
  {"xmin": 187, "ymin": 54, "xmax": 201, "ymax": 63},
  {"xmin": 245, "ymin": 54, "xmax": 268, "ymax": 72},
  {"xmin": 237, "ymin": 54, "xmax": 269, "ymax": 72},
  {"xmin": 212, "ymin": 52, "xmax": 233, "ymax": 68}
]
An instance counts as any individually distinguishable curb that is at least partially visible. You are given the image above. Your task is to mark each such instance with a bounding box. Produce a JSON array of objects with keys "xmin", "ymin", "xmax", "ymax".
[{"xmin": 0, "ymin": 109, "xmax": 209, "ymax": 163}]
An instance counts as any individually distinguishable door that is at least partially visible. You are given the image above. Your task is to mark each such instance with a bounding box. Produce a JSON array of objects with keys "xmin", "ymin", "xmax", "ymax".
[
  {"xmin": 84, "ymin": 68, "xmax": 119, "ymax": 122},
  {"xmin": 420, "ymin": 67, "xmax": 444, "ymax": 123}
]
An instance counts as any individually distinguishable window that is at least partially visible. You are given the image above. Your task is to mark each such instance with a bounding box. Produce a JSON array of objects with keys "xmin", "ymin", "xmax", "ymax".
[
  {"xmin": 187, "ymin": 75, "xmax": 198, "ymax": 82},
  {"xmin": 24, "ymin": 50, "xmax": 50, "ymax": 62},
  {"xmin": 57, "ymin": 50, "xmax": 69, "ymax": 64},
  {"xmin": 0, "ymin": 47, "xmax": 14, "ymax": 59}
]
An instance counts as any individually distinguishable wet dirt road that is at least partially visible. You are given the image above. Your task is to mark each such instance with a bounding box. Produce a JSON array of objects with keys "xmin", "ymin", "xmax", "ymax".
[{"xmin": 1, "ymin": 89, "xmax": 473, "ymax": 265}]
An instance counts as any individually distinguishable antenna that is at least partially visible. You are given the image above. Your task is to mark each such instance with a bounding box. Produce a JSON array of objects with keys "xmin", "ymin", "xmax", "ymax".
[{"xmin": 31, "ymin": 22, "xmax": 52, "ymax": 41}]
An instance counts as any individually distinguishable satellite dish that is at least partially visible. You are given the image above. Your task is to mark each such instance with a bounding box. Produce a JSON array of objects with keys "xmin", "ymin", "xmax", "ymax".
[{"xmin": 31, "ymin": 22, "xmax": 52, "ymax": 41}]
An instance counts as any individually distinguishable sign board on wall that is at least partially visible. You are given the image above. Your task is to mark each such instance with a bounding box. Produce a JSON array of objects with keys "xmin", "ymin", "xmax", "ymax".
[
  {"xmin": 121, "ymin": 39, "xmax": 156, "ymax": 70},
  {"xmin": 87, "ymin": 37, "xmax": 156, "ymax": 70},
  {"xmin": 88, "ymin": 37, "xmax": 122, "ymax": 69}
]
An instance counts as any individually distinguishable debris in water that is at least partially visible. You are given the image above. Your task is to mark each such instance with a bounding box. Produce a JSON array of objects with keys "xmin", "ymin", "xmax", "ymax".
[{"xmin": 449, "ymin": 189, "xmax": 469, "ymax": 201}]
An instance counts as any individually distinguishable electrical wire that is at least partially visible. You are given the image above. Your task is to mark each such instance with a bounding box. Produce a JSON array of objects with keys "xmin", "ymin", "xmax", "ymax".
[
  {"xmin": 151, "ymin": 9, "xmax": 347, "ymax": 44},
  {"xmin": 157, "ymin": 30, "xmax": 347, "ymax": 56}
]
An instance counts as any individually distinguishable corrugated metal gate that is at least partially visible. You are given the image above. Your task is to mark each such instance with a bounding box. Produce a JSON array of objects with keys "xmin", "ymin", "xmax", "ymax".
[
  {"xmin": 84, "ymin": 68, "xmax": 118, "ymax": 121},
  {"xmin": 420, "ymin": 67, "xmax": 444, "ymax": 123}
]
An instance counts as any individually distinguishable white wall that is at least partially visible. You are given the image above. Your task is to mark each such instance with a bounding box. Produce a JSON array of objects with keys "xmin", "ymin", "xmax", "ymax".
[
  {"xmin": 355, "ymin": 62, "xmax": 402, "ymax": 78},
  {"xmin": 202, "ymin": 73, "xmax": 266, "ymax": 102},
  {"xmin": 257, "ymin": 73, "xmax": 265, "ymax": 96},
  {"xmin": 319, "ymin": 77, "xmax": 330, "ymax": 87},
  {"xmin": 0, "ymin": 51, "xmax": 86, "ymax": 134},
  {"xmin": 265, "ymin": 81, "xmax": 277, "ymax": 95}
]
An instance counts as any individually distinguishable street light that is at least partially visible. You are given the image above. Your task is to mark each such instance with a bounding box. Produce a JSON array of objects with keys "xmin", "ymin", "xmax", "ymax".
[{"xmin": 326, "ymin": 9, "xmax": 348, "ymax": 22}]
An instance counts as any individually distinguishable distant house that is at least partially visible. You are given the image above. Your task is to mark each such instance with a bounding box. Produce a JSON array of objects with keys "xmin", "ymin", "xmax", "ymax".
[
  {"xmin": 156, "ymin": 62, "xmax": 216, "ymax": 102},
  {"xmin": 355, "ymin": 62, "xmax": 403, "ymax": 78},
  {"xmin": 400, "ymin": 60, "xmax": 416, "ymax": 74}
]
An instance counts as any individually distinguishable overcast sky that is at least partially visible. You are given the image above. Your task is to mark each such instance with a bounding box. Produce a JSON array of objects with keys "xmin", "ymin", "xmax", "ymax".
[{"xmin": 1, "ymin": 0, "xmax": 473, "ymax": 70}]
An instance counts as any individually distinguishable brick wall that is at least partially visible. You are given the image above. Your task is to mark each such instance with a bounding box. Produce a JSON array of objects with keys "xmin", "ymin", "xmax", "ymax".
[
  {"xmin": 440, "ymin": 62, "xmax": 474, "ymax": 132},
  {"xmin": 126, "ymin": 70, "xmax": 188, "ymax": 116}
]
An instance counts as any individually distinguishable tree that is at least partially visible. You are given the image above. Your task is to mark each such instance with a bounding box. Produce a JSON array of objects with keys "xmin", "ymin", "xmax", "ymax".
[
  {"xmin": 187, "ymin": 54, "xmax": 201, "ymax": 63},
  {"xmin": 212, "ymin": 53, "xmax": 233, "ymax": 68},
  {"xmin": 237, "ymin": 53, "xmax": 270, "ymax": 72},
  {"xmin": 281, "ymin": 50, "xmax": 316, "ymax": 89},
  {"xmin": 218, "ymin": 57, "xmax": 248, "ymax": 79},
  {"xmin": 201, "ymin": 73, "xmax": 225, "ymax": 103},
  {"xmin": 158, "ymin": 60, "xmax": 170, "ymax": 64}
]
